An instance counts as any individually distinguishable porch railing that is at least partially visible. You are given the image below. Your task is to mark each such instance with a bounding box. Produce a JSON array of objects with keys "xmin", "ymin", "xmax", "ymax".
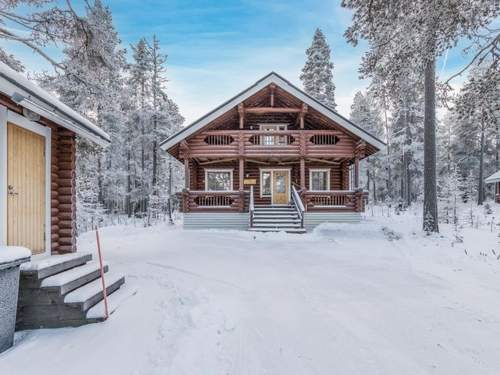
[
  {"xmin": 185, "ymin": 129, "xmax": 350, "ymax": 158},
  {"xmin": 181, "ymin": 190, "xmax": 246, "ymax": 212},
  {"xmin": 303, "ymin": 190, "xmax": 367, "ymax": 212},
  {"xmin": 249, "ymin": 185, "xmax": 255, "ymax": 226},
  {"xmin": 291, "ymin": 185, "xmax": 305, "ymax": 228}
]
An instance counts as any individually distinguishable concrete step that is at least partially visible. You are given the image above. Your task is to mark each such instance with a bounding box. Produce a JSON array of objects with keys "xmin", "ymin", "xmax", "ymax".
[
  {"xmin": 253, "ymin": 212, "xmax": 298, "ymax": 218},
  {"xmin": 41, "ymin": 261, "xmax": 109, "ymax": 295},
  {"xmin": 20, "ymin": 253, "xmax": 92, "ymax": 281},
  {"xmin": 64, "ymin": 272, "xmax": 126, "ymax": 311}
]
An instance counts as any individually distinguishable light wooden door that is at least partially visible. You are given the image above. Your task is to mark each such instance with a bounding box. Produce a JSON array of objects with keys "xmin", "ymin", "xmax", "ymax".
[
  {"xmin": 272, "ymin": 170, "xmax": 289, "ymax": 205},
  {"xmin": 7, "ymin": 122, "xmax": 46, "ymax": 254}
]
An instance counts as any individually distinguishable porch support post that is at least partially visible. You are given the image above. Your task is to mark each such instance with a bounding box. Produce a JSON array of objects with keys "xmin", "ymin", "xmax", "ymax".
[
  {"xmin": 300, "ymin": 158, "xmax": 306, "ymax": 189},
  {"xmin": 239, "ymin": 157, "xmax": 244, "ymax": 190},
  {"xmin": 354, "ymin": 156, "xmax": 359, "ymax": 189},
  {"xmin": 184, "ymin": 158, "xmax": 190, "ymax": 189}
]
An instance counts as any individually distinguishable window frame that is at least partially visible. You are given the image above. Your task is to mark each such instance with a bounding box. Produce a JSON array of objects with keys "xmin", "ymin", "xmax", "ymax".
[
  {"xmin": 204, "ymin": 168, "xmax": 234, "ymax": 191},
  {"xmin": 260, "ymin": 169, "xmax": 272, "ymax": 197},
  {"xmin": 259, "ymin": 123, "xmax": 288, "ymax": 146},
  {"xmin": 309, "ymin": 168, "xmax": 331, "ymax": 192}
]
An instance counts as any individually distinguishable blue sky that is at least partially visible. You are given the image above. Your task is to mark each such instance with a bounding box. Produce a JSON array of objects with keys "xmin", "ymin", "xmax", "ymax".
[{"xmin": 3, "ymin": 0, "xmax": 475, "ymax": 124}]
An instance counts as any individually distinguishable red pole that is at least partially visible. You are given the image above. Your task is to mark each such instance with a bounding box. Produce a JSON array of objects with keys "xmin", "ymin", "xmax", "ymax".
[{"xmin": 95, "ymin": 228, "xmax": 109, "ymax": 319}]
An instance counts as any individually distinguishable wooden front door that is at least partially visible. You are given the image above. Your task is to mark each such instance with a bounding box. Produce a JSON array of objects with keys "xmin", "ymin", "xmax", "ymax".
[
  {"xmin": 7, "ymin": 122, "xmax": 46, "ymax": 255},
  {"xmin": 272, "ymin": 170, "xmax": 290, "ymax": 205}
]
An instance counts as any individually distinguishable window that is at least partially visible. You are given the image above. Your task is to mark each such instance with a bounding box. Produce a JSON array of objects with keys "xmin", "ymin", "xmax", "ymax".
[
  {"xmin": 260, "ymin": 124, "xmax": 288, "ymax": 146},
  {"xmin": 261, "ymin": 171, "xmax": 271, "ymax": 196},
  {"xmin": 310, "ymin": 169, "xmax": 330, "ymax": 191},
  {"xmin": 205, "ymin": 169, "xmax": 233, "ymax": 191}
]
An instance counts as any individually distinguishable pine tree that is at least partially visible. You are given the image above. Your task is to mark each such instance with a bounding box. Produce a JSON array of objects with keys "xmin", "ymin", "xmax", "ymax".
[
  {"xmin": 342, "ymin": 0, "xmax": 499, "ymax": 233},
  {"xmin": 300, "ymin": 28, "xmax": 336, "ymax": 110},
  {"xmin": 454, "ymin": 60, "xmax": 500, "ymax": 205}
]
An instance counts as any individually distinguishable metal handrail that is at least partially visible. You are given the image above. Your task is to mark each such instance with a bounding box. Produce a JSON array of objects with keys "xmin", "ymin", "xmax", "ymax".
[
  {"xmin": 249, "ymin": 185, "xmax": 255, "ymax": 227},
  {"xmin": 291, "ymin": 185, "xmax": 305, "ymax": 228}
]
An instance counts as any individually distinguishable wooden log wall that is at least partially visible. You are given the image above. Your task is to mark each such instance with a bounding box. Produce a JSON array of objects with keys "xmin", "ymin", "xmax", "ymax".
[
  {"xmin": 55, "ymin": 129, "xmax": 77, "ymax": 254},
  {"xmin": 190, "ymin": 160, "xmax": 342, "ymax": 205},
  {"xmin": 49, "ymin": 125, "xmax": 77, "ymax": 254}
]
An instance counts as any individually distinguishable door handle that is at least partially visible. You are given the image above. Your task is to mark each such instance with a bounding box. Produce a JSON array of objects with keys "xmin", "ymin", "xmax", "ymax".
[{"xmin": 8, "ymin": 185, "xmax": 18, "ymax": 196}]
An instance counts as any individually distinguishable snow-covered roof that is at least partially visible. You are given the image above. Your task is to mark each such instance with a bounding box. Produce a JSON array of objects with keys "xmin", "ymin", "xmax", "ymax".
[
  {"xmin": 0, "ymin": 62, "xmax": 110, "ymax": 147},
  {"xmin": 160, "ymin": 72, "xmax": 386, "ymax": 152},
  {"xmin": 485, "ymin": 171, "xmax": 500, "ymax": 184}
]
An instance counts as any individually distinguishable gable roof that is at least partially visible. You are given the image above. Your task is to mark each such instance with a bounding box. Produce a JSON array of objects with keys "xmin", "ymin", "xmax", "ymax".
[
  {"xmin": 160, "ymin": 72, "xmax": 386, "ymax": 152},
  {"xmin": 0, "ymin": 62, "xmax": 110, "ymax": 147},
  {"xmin": 486, "ymin": 171, "xmax": 500, "ymax": 184}
]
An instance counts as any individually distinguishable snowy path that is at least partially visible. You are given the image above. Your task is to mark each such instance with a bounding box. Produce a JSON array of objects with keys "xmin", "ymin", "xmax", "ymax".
[{"xmin": 1, "ymin": 216, "xmax": 500, "ymax": 374}]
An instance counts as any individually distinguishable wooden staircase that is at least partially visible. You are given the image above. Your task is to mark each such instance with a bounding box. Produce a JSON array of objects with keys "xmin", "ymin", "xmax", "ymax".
[{"xmin": 17, "ymin": 253, "xmax": 129, "ymax": 329}]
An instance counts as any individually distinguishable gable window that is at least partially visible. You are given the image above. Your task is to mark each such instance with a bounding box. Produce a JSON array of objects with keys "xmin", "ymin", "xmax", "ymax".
[
  {"xmin": 205, "ymin": 169, "xmax": 233, "ymax": 191},
  {"xmin": 259, "ymin": 124, "xmax": 288, "ymax": 145},
  {"xmin": 309, "ymin": 169, "xmax": 330, "ymax": 191}
]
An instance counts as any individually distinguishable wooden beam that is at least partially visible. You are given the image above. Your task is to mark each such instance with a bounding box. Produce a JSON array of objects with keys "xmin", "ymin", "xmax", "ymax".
[
  {"xmin": 299, "ymin": 103, "xmax": 308, "ymax": 129},
  {"xmin": 244, "ymin": 107, "xmax": 301, "ymax": 114},
  {"xmin": 238, "ymin": 103, "xmax": 244, "ymax": 129},
  {"xmin": 245, "ymin": 158, "xmax": 270, "ymax": 165},
  {"xmin": 300, "ymin": 158, "xmax": 305, "ymax": 189},
  {"xmin": 270, "ymin": 84, "xmax": 276, "ymax": 107},
  {"xmin": 198, "ymin": 158, "xmax": 236, "ymax": 166},
  {"xmin": 306, "ymin": 157, "xmax": 340, "ymax": 165}
]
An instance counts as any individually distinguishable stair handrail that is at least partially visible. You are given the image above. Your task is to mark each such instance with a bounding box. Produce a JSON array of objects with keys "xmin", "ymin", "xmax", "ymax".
[
  {"xmin": 291, "ymin": 185, "xmax": 305, "ymax": 228},
  {"xmin": 249, "ymin": 185, "xmax": 255, "ymax": 227}
]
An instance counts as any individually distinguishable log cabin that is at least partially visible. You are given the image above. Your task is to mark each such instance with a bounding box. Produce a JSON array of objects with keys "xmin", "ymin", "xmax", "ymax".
[
  {"xmin": 160, "ymin": 72, "xmax": 385, "ymax": 232},
  {"xmin": 485, "ymin": 171, "xmax": 500, "ymax": 203},
  {"xmin": 0, "ymin": 62, "xmax": 127, "ymax": 329},
  {"xmin": 0, "ymin": 62, "xmax": 110, "ymax": 256}
]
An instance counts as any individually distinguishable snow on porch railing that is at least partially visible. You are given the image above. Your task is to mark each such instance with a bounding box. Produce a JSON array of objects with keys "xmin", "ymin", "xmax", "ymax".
[
  {"xmin": 181, "ymin": 190, "xmax": 246, "ymax": 212},
  {"xmin": 303, "ymin": 190, "xmax": 367, "ymax": 212}
]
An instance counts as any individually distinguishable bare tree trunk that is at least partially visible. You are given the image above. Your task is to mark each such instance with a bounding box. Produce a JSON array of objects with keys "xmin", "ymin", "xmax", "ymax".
[
  {"xmin": 478, "ymin": 123, "xmax": 485, "ymax": 205},
  {"xmin": 381, "ymin": 90, "xmax": 393, "ymax": 201},
  {"xmin": 423, "ymin": 57, "xmax": 439, "ymax": 232}
]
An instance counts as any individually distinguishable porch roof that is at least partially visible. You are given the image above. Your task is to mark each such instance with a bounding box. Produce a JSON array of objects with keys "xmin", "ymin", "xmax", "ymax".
[
  {"xmin": 0, "ymin": 62, "xmax": 110, "ymax": 147},
  {"xmin": 485, "ymin": 171, "xmax": 500, "ymax": 184},
  {"xmin": 159, "ymin": 72, "xmax": 386, "ymax": 153}
]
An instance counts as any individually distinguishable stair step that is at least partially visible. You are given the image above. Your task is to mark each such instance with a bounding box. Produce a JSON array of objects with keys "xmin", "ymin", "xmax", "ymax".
[
  {"xmin": 252, "ymin": 222, "xmax": 302, "ymax": 228},
  {"xmin": 248, "ymin": 227, "xmax": 307, "ymax": 233},
  {"xmin": 253, "ymin": 213, "xmax": 298, "ymax": 217},
  {"xmin": 253, "ymin": 218, "xmax": 301, "ymax": 223},
  {"xmin": 64, "ymin": 272, "xmax": 125, "ymax": 311},
  {"xmin": 41, "ymin": 261, "xmax": 109, "ymax": 295},
  {"xmin": 254, "ymin": 210, "xmax": 296, "ymax": 214},
  {"xmin": 20, "ymin": 253, "xmax": 92, "ymax": 280},
  {"xmin": 86, "ymin": 283, "xmax": 137, "ymax": 320},
  {"xmin": 254, "ymin": 205, "xmax": 293, "ymax": 208}
]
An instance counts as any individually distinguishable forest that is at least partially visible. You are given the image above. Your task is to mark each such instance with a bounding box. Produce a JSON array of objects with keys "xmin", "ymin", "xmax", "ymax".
[{"xmin": 1, "ymin": 0, "xmax": 499, "ymax": 234}]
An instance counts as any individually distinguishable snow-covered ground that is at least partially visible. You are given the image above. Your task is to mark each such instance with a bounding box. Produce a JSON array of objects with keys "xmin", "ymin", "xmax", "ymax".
[{"xmin": 1, "ymin": 205, "xmax": 500, "ymax": 374}]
